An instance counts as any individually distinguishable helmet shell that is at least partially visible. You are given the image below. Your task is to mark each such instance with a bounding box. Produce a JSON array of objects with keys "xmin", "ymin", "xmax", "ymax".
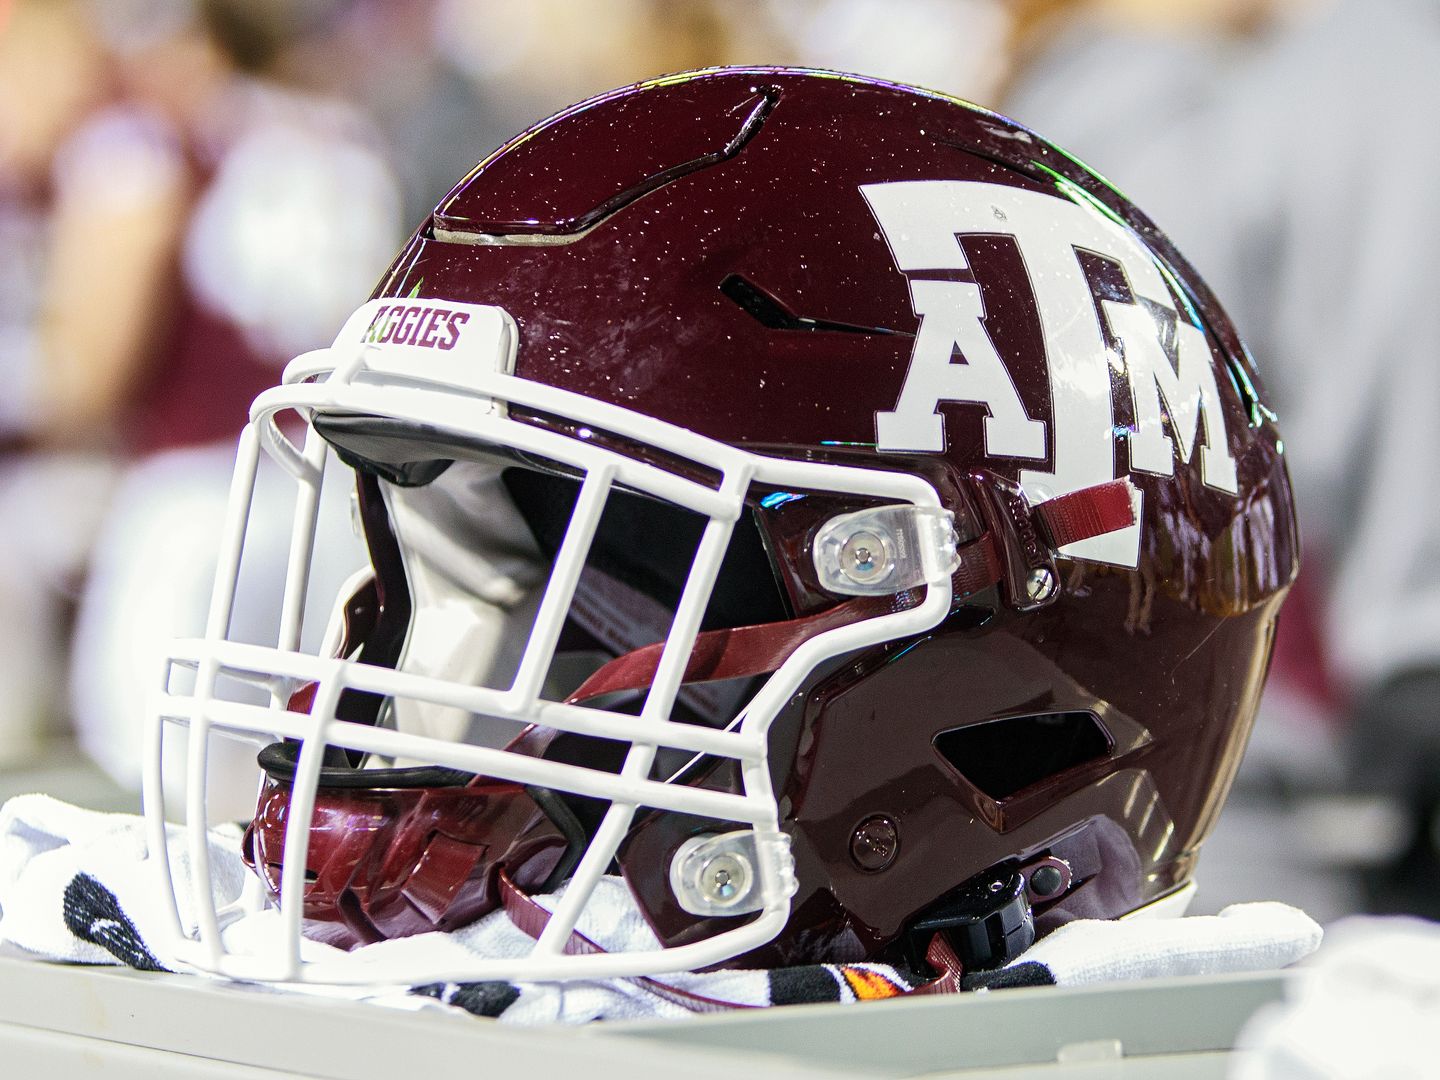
[{"xmin": 338, "ymin": 68, "xmax": 1296, "ymax": 964}]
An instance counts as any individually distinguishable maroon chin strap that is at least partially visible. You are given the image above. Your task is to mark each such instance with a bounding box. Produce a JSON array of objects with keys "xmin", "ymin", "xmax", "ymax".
[
  {"xmin": 495, "ymin": 869, "xmax": 966, "ymax": 1010},
  {"xmin": 566, "ymin": 478, "xmax": 1136, "ymax": 706},
  {"xmin": 565, "ymin": 593, "xmax": 899, "ymax": 706},
  {"xmin": 497, "ymin": 869, "xmax": 757, "ymax": 1013},
  {"xmin": 1031, "ymin": 477, "xmax": 1136, "ymax": 551}
]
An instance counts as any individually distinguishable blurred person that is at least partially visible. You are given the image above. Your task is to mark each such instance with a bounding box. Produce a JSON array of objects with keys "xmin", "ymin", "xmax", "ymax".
[
  {"xmin": 428, "ymin": 0, "xmax": 745, "ymax": 115},
  {"xmin": 426, "ymin": 1, "xmax": 816, "ymax": 148},
  {"xmin": 765, "ymin": 0, "xmax": 1013, "ymax": 103},
  {"xmin": 24, "ymin": 0, "xmax": 398, "ymax": 810},
  {"xmin": 279, "ymin": 0, "xmax": 786, "ymax": 230},
  {"xmin": 274, "ymin": 0, "xmax": 509, "ymax": 229},
  {"xmin": 1005, "ymin": 0, "xmax": 1440, "ymax": 914},
  {"xmin": 0, "ymin": 0, "xmax": 125, "ymax": 766}
]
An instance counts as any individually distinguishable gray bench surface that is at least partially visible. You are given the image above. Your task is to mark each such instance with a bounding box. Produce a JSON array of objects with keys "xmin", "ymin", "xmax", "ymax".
[{"xmin": 0, "ymin": 946, "xmax": 1288, "ymax": 1078}]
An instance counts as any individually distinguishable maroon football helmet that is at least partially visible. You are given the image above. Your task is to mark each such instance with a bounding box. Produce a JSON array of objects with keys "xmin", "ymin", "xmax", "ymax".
[{"xmin": 145, "ymin": 68, "xmax": 1297, "ymax": 985}]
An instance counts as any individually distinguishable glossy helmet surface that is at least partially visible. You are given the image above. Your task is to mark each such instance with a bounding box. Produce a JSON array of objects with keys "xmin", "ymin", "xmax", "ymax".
[{"xmin": 145, "ymin": 67, "xmax": 1297, "ymax": 985}]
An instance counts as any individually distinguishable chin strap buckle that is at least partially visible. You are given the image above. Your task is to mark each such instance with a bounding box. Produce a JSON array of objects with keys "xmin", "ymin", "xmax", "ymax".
[{"xmin": 904, "ymin": 861, "xmax": 1036, "ymax": 975}]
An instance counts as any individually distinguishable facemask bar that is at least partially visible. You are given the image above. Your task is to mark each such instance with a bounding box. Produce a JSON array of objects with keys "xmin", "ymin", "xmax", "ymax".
[{"xmin": 143, "ymin": 334, "xmax": 953, "ymax": 986}]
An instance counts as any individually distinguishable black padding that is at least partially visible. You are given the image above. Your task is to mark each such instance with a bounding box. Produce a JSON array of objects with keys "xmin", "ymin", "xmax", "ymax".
[
  {"xmin": 257, "ymin": 740, "xmax": 475, "ymax": 789},
  {"xmin": 316, "ymin": 414, "xmax": 457, "ymax": 487},
  {"xmin": 503, "ymin": 468, "xmax": 788, "ymax": 633}
]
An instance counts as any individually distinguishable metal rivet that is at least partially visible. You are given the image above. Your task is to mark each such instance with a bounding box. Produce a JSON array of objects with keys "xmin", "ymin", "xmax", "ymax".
[
  {"xmin": 700, "ymin": 853, "xmax": 749, "ymax": 905},
  {"xmin": 1029, "ymin": 865, "xmax": 1064, "ymax": 897},
  {"xmin": 840, "ymin": 530, "xmax": 889, "ymax": 585},
  {"xmin": 1026, "ymin": 567, "xmax": 1057, "ymax": 602},
  {"xmin": 849, "ymin": 815, "xmax": 899, "ymax": 872},
  {"xmin": 1024, "ymin": 856, "xmax": 1073, "ymax": 902}
]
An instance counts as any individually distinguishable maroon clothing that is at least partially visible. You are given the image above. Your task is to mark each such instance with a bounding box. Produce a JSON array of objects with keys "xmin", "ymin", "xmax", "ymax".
[{"xmin": 124, "ymin": 288, "xmax": 280, "ymax": 456}]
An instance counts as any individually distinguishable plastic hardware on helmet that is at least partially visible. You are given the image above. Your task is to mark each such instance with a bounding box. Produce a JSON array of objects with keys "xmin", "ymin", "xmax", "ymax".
[
  {"xmin": 904, "ymin": 862, "xmax": 1036, "ymax": 974},
  {"xmin": 1022, "ymin": 855, "xmax": 1074, "ymax": 905},
  {"xmin": 812, "ymin": 505, "xmax": 958, "ymax": 596},
  {"xmin": 668, "ymin": 830, "xmax": 797, "ymax": 918}
]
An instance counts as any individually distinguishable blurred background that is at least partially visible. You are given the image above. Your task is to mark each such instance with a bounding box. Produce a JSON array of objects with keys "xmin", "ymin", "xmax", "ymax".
[{"xmin": 3, "ymin": 0, "xmax": 1438, "ymax": 930}]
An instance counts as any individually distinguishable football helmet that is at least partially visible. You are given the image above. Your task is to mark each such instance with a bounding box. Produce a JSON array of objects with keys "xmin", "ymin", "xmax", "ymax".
[{"xmin": 144, "ymin": 68, "xmax": 1298, "ymax": 985}]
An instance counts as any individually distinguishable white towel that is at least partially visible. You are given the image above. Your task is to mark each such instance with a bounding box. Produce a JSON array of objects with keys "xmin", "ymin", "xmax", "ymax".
[
  {"xmin": 985, "ymin": 902, "xmax": 1324, "ymax": 988},
  {"xmin": 0, "ymin": 794, "xmax": 1322, "ymax": 1023},
  {"xmin": 1233, "ymin": 916, "xmax": 1440, "ymax": 1079}
]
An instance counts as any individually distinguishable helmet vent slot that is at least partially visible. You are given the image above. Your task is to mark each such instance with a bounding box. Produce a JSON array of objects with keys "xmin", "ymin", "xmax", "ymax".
[
  {"xmin": 934, "ymin": 712, "xmax": 1111, "ymax": 801},
  {"xmin": 720, "ymin": 273, "xmax": 909, "ymax": 337}
]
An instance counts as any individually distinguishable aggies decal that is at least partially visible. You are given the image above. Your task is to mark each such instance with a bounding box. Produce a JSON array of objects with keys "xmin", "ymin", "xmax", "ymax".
[{"xmin": 363, "ymin": 303, "xmax": 471, "ymax": 351}]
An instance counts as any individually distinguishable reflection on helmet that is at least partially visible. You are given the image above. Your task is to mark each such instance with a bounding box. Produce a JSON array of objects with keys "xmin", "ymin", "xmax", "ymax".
[{"xmin": 146, "ymin": 67, "xmax": 1298, "ymax": 987}]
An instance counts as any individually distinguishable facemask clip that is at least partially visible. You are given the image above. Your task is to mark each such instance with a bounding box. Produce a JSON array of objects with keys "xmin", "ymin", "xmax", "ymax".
[
  {"xmin": 812, "ymin": 505, "xmax": 958, "ymax": 597},
  {"xmin": 669, "ymin": 829, "xmax": 796, "ymax": 918}
]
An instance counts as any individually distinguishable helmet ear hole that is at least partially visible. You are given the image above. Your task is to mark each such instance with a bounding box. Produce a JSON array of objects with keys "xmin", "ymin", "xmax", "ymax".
[{"xmin": 933, "ymin": 712, "xmax": 1112, "ymax": 802}]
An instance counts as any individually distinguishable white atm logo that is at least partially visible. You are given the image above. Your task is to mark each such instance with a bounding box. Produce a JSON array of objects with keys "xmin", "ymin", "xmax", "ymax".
[{"xmin": 861, "ymin": 180, "xmax": 1237, "ymax": 569}]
